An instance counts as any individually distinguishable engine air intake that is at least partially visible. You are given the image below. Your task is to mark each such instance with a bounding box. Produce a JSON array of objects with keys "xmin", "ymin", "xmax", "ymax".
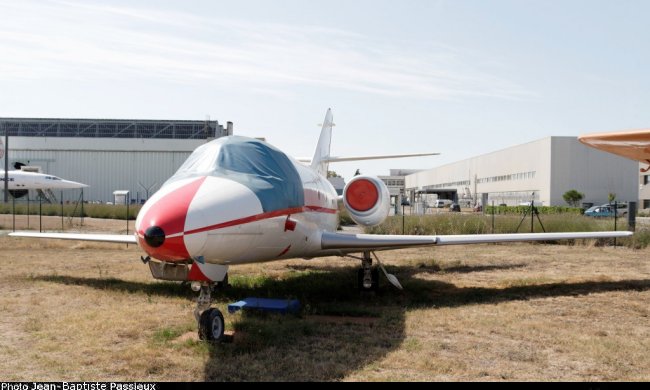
[{"xmin": 346, "ymin": 179, "xmax": 379, "ymax": 212}]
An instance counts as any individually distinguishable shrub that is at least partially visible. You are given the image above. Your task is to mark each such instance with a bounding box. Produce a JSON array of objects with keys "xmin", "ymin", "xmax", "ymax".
[
  {"xmin": 563, "ymin": 189, "xmax": 584, "ymax": 207},
  {"xmin": 485, "ymin": 205, "xmax": 583, "ymax": 215},
  {"xmin": 338, "ymin": 207, "xmax": 355, "ymax": 226}
]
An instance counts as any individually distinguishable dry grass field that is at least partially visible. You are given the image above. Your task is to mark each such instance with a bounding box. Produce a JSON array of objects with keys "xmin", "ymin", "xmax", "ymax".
[{"xmin": 0, "ymin": 216, "xmax": 649, "ymax": 381}]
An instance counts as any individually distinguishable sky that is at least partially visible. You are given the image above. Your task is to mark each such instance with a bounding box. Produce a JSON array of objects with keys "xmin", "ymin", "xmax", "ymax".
[{"xmin": 1, "ymin": 0, "xmax": 649, "ymax": 180}]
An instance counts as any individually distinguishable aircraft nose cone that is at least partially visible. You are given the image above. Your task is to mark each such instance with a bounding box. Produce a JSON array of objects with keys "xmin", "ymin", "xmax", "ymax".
[
  {"xmin": 135, "ymin": 176, "xmax": 207, "ymax": 261},
  {"xmin": 144, "ymin": 226, "xmax": 165, "ymax": 248}
]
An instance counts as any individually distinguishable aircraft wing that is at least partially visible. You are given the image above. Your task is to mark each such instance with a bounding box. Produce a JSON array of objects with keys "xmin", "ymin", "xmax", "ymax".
[
  {"xmin": 9, "ymin": 231, "xmax": 137, "ymax": 244},
  {"xmin": 579, "ymin": 128, "xmax": 650, "ymax": 164},
  {"xmin": 321, "ymin": 231, "xmax": 632, "ymax": 252}
]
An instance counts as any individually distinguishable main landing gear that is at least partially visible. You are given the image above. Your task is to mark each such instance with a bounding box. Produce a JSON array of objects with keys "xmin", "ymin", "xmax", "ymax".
[
  {"xmin": 193, "ymin": 282, "xmax": 225, "ymax": 342},
  {"xmin": 356, "ymin": 251, "xmax": 403, "ymax": 292},
  {"xmin": 358, "ymin": 252, "xmax": 379, "ymax": 292}
]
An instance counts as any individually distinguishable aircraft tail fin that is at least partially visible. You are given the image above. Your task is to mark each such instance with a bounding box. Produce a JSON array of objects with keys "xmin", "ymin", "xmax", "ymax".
[{"xmin": 310, "ymin": 108, "xmax": 334, "ymax": 176}]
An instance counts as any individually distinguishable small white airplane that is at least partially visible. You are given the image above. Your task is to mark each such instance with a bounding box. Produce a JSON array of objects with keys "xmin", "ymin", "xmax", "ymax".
[
  {"xmin": 10, "ymin": 109, "xmax": 631, "ymax": 341},
  {"xmin": 1, "ymin": 168, "xmax": 89, "ymax": 199}
]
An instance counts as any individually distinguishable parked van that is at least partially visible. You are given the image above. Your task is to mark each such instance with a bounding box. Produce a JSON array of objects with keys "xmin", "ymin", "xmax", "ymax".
[
  {"xmin": 434, "ymin": 199, "xmax": 453, "ymax": 208},
  {"xmin": 600, "ymin": 202, "xmax": 627, "ymax": 217}
]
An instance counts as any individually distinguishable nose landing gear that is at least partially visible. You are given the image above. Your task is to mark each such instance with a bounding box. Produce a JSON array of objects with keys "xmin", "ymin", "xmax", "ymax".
[
  {"xmin": 199, "ymin": 307, "xmax": 225, "ymax": 341},
  {"xmin": 193, "ymin": 282, "xmax": 225, "ymax": 342}
]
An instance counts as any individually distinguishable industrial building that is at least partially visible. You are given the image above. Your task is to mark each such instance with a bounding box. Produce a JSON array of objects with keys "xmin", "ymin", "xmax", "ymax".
[
  {"xmin": 378, "ymin": 169, "xmax": 421, "ymax": 204},
  {"xmin": 405, "ymin": 136, "xmax": 639, "ymax": 208},
  {"xmin": 1, "ymin": 118, "xmax": 231, "ymax": 203},
  {"xmin": 639, "ymin": 165, "xmax": 650, "ymax": 209}
]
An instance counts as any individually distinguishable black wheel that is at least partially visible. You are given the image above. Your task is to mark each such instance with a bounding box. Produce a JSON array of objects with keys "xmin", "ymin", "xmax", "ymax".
[
  {"xmin": 198, "ymin": 308, "xmax": 225, "ymax": 341},
  {"xmin": 357, "ymin": 268, "xmax": 366, "ymax": 291},
  {"xmin": 357, "ymin": 268, "xmax": 379, "ymax": 292},
  {"xmin": 371, "ymin": 268, "xmax": 379, "ymax": 291}
]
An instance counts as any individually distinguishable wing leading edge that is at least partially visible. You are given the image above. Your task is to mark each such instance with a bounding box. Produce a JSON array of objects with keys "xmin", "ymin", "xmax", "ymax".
[
  {"xmin": 321, "ymin": 231, "xmax": 632, "ymax": 252},
  {"xmin": 9, "ymin": 231, "xmax": 137, "ymax": 244},
  {"xmin": 578, "ymin": 128, "xmax": 650, "ymax": 164}
]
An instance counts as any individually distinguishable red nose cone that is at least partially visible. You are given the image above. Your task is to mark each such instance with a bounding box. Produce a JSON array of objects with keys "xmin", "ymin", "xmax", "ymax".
[
  {"xmin": 346, "ymin": 179, "xmax": 378, "ymax": 212},
  {"xmin": 137, "ymin": 177, "xmax": 206, "ymax": 261}
]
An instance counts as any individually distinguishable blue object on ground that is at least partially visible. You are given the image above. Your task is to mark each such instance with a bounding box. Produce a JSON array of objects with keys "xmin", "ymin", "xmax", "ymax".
[{"xmin": 228, "ymin": 297, "xmax": 301, "ymax": 314}]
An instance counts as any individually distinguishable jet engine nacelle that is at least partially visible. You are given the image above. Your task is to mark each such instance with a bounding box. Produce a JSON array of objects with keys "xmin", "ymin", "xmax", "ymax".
[{"xmin": 342, "ymin": 175, "xmax": 391, "ymax": 227}]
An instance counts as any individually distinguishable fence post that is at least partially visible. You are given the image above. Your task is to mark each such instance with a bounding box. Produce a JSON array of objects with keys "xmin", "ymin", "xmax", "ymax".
[{"xmin": 61, "ymin": 191, "xmax": 64, "ymax": 231}]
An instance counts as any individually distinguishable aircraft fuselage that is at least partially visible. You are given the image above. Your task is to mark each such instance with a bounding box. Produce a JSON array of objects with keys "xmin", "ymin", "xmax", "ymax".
[
  {"xmin": 134, "ymin": 136, "xmax": 339, "ymax": 265},
  {"xmin": 0, "ymin": 170, "xmax": 88, "ymax": 190}
]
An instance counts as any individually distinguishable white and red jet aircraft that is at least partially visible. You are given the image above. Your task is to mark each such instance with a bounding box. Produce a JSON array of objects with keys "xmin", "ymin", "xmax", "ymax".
[{"xmin": 10, "ymin": 109, "xmax": 632, "ymax": 341}]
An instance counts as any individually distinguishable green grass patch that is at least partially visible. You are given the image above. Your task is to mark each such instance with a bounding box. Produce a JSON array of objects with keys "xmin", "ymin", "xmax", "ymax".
[
  {"xmin": 0, "ymin": 203, "xmax": 141, "ymax": 220},
  {"xmin": 152, "ymin": 326, "xmax": 185, "ymax": 344}
]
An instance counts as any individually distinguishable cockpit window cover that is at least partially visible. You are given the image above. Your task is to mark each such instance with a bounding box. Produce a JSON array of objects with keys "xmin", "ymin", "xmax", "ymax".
[{"xmin": 169, "ymin": 136, "xmax": 304, "ymax": 212}]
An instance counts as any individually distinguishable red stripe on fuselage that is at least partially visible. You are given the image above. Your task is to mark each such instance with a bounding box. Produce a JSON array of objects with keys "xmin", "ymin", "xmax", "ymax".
[
  {"xmin": 277, "ymin": 245, "xmax": 291, "ymax": 257},
  {"xmin": 184, "ymin": 205, "xmax": 337, "ymax": 236},
  {"xmin": 304, "ymin": 205, "xmax": 338, "ymax": 214}
]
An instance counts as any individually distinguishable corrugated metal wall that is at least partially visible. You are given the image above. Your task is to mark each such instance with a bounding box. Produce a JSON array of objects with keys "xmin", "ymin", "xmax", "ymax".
[{"xmin": 10, "ymin": 149, "xmax": 193, "ymax": 203}]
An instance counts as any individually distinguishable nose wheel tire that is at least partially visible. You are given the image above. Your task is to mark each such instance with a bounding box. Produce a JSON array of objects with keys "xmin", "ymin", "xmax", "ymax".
[{"xmin": 198, "ymin": 308, "xmax": 225, "ymax": 342}]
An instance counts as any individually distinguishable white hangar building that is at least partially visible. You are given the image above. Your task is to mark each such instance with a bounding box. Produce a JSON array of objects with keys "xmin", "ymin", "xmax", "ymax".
[
  {"xmin": 405, "ymin": 136, "xmax": 639, "ymax": 208},
  {"xmin": 2, "ymin": 118, "xmax": 231, "ymax": 203}
]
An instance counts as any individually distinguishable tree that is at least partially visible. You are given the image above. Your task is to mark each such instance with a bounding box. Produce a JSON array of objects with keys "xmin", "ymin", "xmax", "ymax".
[
  {"xmin": 563, "ymin": 189, "xmax": 584, "ymax": 207},
  {"xmin": 608, "ymin": 193, "xmax": 616, "ymax": 204},
  {"xmin": 327, "ymin": 170, "xmax": 341, "ymax": 178}
]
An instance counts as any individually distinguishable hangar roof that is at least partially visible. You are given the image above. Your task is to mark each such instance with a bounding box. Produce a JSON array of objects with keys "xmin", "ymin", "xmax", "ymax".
[{"xmin": 0, "ymin": 118, "xmax": 226, "ymax": 139}]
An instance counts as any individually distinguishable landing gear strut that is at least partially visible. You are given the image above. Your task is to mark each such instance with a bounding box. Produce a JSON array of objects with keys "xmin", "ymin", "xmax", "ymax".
[
  {"xmin": 357, "ymin": 251, "xmax": 379, "ymax": 292},
  {"xmin": 193, "ymin": 282, "xmax": 225, "ymax": 342},
  {"xmin": 355, "ymin": 251, "xmax": 403, "ymax": 292}
]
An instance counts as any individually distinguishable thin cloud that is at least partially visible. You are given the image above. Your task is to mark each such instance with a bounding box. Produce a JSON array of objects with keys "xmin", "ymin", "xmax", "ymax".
[{"xmin": 0, "ymin": 0, "xmax": 531, "ymax": 100}]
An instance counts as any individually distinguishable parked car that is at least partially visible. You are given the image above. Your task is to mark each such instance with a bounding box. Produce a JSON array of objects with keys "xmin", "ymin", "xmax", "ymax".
[
  {"xmin": 585, "ymin": 205, "xmax": 614, "ymax": 217},
  {"xmin": 600, "ymin": 203, "xmax": 627, "ymax": 217},
  {"xmin": 434, "ymin": 199, "xmax": 453, "ymax": 208},
  {"xmin": 449, "ymin": 203, "xmax": 461, "ymax": 212}
]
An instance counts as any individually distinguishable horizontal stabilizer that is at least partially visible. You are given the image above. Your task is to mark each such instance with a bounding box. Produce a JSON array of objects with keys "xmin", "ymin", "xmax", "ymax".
[
  {"xmin": 9, "ymin": 231, "xmax": 137, "ymax": 244},
  {"xmin": 322, "ymin": 152, "xmax": 439, "ymax": 163},
  {"xmin": 321, "ymin": 231, "xmax": 632, "ymax": 252}
]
